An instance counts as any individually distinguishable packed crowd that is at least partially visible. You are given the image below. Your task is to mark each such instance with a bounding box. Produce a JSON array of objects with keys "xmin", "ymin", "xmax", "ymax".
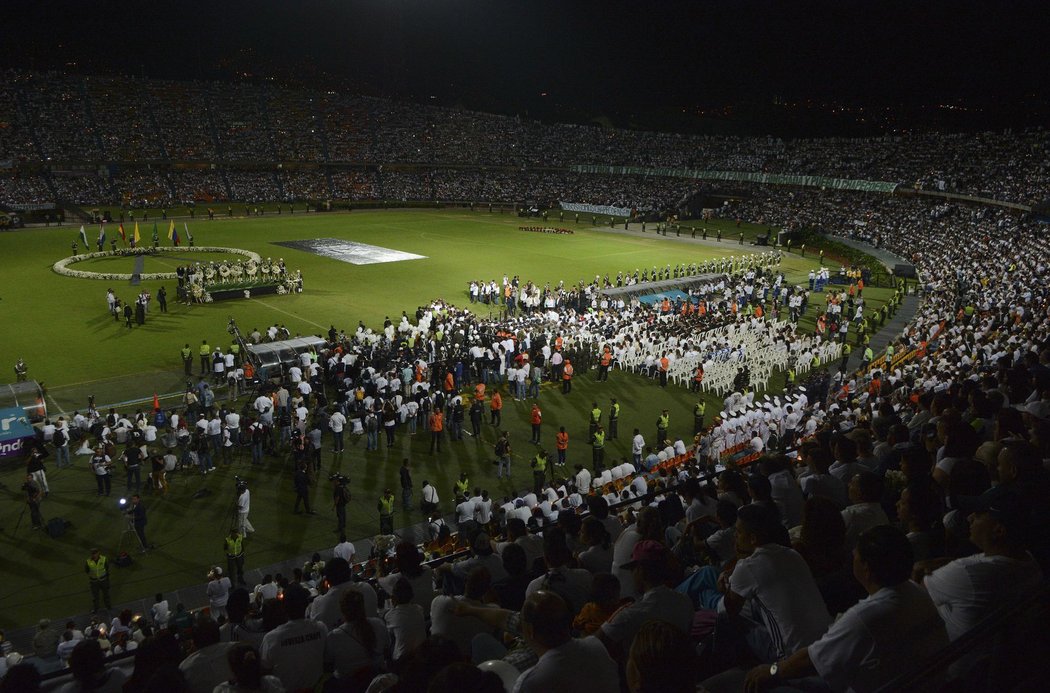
[{"xmin": 2, "ymin": 69, "xmax": 1048, "ymax": 206}]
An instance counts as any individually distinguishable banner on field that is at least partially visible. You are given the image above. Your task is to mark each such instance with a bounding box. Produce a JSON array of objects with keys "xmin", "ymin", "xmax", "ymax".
[
  {"xmin": 559, "ymin": 202, "xmax": 632, "ymax": 218},
  {"xmin": 0, "ymin": 406, "xmax": 35, "ymax": 459}
]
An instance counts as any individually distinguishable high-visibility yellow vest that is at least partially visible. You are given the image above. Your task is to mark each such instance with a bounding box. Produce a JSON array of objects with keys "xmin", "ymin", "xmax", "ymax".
[
  {"xmin": 591, "ymin": 407, "xmax": 601, "ymax": 422},
  {"xmin": 593, "ymin": 431, "xmax": 605, "ymax": 449},
  {"xmin": 86, "ymin": 556, "xmax": 108, "ymax": 580},
  {"xmin": 200, "ymin": 343, "xmax": 210, "ymax": 356},
  {"xmin": 378, "ymin": 496, "xmax": 394, "ymax": 515},
  {"xmin": 225, "ymin": 535, "xmax": 243, "ymax": 557},
  {"xmin": 534, "ymin": 455, "xmax": 547, "ymax": 472}
]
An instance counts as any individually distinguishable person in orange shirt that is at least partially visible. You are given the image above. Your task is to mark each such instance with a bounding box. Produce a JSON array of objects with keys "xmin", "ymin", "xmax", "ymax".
[
  {"xmin": 659, "ymin": 355, "xmax": 670, "ymax": 387},
  {"xmin": 489, "ymin": 389, "xmax": 503, "ymax": 427},
  {"xmin": 555, "ymin": 426, "xmax": 569, "ymax": 467},
  {"xmin": 562, "ymin": 360, "xmax": 574, "ymax": 394},
  {"xmin": 473, "ymin": 382, "xmax": 486, "ymax": 402},
  {"xmin": 598, "ymin": 348, "xmax": 613, "ymax": 382},
  {"xmin": 692, "ymin": 364, "xmax": 704, "ymax": 392},
  {"xmin": 530, "ymin": 403, "xmax": 542, "ymax": 444},
  {"xmin": 428, "ymin": 409, "xmax": 443, "ymax": 454},
  {"xmin": 444, "ymin": 371, "xmax": 455, "ymax": 395}
]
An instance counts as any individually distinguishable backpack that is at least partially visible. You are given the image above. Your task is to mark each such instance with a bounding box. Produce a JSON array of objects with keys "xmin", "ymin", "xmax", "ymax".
[
  {"xmin": 154, "ymin": 410, "xmax": 168, "ymax": 428},
  {"xmin": 53, "ymin": 429, "xmax": 66, "ymax": 447}
]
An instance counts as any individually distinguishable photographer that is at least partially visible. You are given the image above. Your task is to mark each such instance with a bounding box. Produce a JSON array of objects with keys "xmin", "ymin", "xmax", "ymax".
[
  {"xmin": 125, "ymin": 495, "xmax": 152, "ymax": 551},
  {"xmin": 23, "ymin": 474, "xmax": 44, "ymax": 531}
]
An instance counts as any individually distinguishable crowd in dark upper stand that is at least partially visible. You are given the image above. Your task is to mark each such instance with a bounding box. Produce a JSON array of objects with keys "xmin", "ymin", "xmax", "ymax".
[{"xmin": 1, "ymin": 69, "xmax": 1048, "ymax": 211}]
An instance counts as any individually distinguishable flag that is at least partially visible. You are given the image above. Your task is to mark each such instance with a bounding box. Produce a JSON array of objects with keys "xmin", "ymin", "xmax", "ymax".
[
  {"xmin": 79, "ymin": 225, "xmax": 88, "ymax": 248},
  {"xmin": 133, "ymin": 223, "xmax": 141, "ymax": 246},
  {"xmin": 152, "ymin": 221, "xmax": 159, "ymax": 243},
  {"xmin": 167, "ymin": 219, "xmax": 175, "ymax": 241},
  {"xmin": 98, "ymin": 225, "xmax": 106, "ymax": 247},
  {"xmin": 153, "ymin": 393, "xmax": 160, "ymax": 411},
  {"xmin": 119, "ymin": 223, "xmax": 127, "ymax": 245},
  {"xmin": 172, "ymin": 225, "xmax": 180, "ymax": 247},
  {"xmin": 185, "ymin": 222, "xmax": 193, "ymax": 243}
]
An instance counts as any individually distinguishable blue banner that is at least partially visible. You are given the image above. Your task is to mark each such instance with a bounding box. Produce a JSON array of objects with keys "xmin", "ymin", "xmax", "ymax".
[{"xmin": 0, "ymin": 406, "xmax": 36, "ymax": 459}]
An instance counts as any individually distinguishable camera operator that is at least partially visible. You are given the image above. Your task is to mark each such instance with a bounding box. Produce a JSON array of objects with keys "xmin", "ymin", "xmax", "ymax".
[
  {"xmin": 125, "ymin": 495, "xmax": 152, "ymax": 551},
  {"xmin": 22, "ymin": 474, "xmax": 44, "ymax": 531}
]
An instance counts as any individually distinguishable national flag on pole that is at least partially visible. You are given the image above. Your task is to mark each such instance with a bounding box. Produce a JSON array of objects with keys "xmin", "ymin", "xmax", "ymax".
[
  {"xmin": 184, "ymin": 222, "xmax": 193, "ymax": 243},
  {"xmin": 79, "ymin": 225, "xmax": 88, "ymax": 248},
  {"xmin": 119, "ymin": 223, "xmax": 128, "ymax": 245},
  {"xmin": 152, "ymin": 221, "xmax": 159, "ymax": 244},
  {"xmin": 134, "ymin": 223, "xmax": 141, "ymax": 246},
  {"xmin": 171, "ymin": 224, "xmax": 180, "ymax": 247},
  {"xmin": 167, "ymin": 219, "xmax": 175, "ymax": 241}
]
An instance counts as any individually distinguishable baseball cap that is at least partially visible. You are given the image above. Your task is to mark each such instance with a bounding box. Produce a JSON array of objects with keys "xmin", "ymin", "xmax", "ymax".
[{"xmin": 620, "ymin": 540, "xmax": 669, "ymax": 569}]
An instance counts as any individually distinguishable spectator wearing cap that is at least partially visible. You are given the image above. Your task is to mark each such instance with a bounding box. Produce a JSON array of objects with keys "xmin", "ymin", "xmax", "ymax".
[
  {"xmin": 742, "ymin": 526, "xmax": 948, "ymax": 693},
  {"xmin": 919, "ymin": 497, "xmax": 1043, "ymax": 641},
  {"xmin": 597, "ymin": 539, "xmax": 693, "ymax": 663},
  {"xmin": 513, "ymin": 591, "xmax": 619, "ymax": 693},
  {"xmin": 260, "ymin": 583, "xmax": 328, "ymax": 691}
]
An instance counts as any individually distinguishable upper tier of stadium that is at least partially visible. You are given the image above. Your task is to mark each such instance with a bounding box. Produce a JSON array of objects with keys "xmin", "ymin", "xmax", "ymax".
[{"xmin": 0, "ymin": 70, "xmax": 1047, "ymax": 211}]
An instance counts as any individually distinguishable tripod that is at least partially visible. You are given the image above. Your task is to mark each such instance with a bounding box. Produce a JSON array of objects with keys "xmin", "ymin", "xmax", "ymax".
[{"xmin": 118, "ymin": 513, "xmax": 147, "ymax": 554}]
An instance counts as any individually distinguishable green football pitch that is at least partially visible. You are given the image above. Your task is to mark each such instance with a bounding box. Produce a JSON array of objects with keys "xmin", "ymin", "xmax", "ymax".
[{"xmin": 0, "ymin": 209, "xmax": 885, "ymax": 630}]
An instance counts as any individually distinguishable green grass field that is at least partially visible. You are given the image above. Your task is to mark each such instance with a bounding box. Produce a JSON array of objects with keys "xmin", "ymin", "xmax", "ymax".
[{"xmin": 0, "ymin": 209, "xmax": 887, "ymax": 630}]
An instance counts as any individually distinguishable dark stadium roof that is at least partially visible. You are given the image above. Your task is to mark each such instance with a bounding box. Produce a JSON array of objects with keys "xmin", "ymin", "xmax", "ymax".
[{"xmin": 2, "ymin": 0, "xmax": 1047, "ymax": 136}]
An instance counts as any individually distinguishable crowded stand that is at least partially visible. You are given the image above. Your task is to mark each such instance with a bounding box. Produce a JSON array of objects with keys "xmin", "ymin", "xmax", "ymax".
[
  {"xmin": 3, "ymin": 69, "xmax": 1050, "ymax": 692},
  {"xmin": 1, "ymin": 69, "xmax": 1048, "ymax": 208}
]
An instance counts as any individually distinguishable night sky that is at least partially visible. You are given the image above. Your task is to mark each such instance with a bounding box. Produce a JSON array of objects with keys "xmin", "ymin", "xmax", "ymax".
[{"xmin": 3, "ymin": 0, "xmax": 1046, "ymax": 135}]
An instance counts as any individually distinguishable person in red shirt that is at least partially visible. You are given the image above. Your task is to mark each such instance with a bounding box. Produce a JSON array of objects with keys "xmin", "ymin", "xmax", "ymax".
[
  {"xmin": 490, "ymin": 390, "xmax": 503, "ymax": 427},
  {"xmin": 562, "ymin": 360, "xmax": 574, "ymax": 394},
  {"xmin": 428, "ymin": 410, "xmax": 443, "ymax": 455},
  {"xmin": 530, "ymin": 404, "xmax": 543, "ymax": 444},
  {"xmin": 555, "ymin": 427, "xmax": 569, "ymax": 467}
]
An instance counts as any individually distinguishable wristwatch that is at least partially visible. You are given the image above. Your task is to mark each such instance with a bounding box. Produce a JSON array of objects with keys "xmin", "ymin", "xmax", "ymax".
[{"xmin": 769, "ymin": 661, "xmax": 780, "ymax": 678}]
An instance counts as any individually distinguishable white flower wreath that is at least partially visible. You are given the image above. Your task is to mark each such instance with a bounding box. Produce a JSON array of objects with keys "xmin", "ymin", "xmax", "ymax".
[{"xmin": 53, "ymin": 246, "xmax": 263, "ymax": 281}]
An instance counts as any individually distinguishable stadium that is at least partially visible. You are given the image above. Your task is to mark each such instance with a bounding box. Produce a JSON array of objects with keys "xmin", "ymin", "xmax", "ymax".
[{"xmin": 0, "ymin": 2, "xmax": 1047, "ymax": 691}]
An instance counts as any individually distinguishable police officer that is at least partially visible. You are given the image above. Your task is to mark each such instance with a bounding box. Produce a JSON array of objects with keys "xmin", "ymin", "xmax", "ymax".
[
  {"xmin": 693, "ymin": 400, "xmax": 707, "ymax": 435},
  {"xmin": 608, "ymin": 398, "xmax": 620, "ymax": 440},
  {"xmin": 656, "ymin": 409, "xmax": 669, "ymax": 449},
  {"xmin": 591, "ymin": 425, "xmax": 605, "ymax": 471},
  {"xmin": 199, "ymin": 340, "xmax": 211, "ymax": 375},
  {"xmin": 589, "ymin": 402, "xmax": 602, "ymax": 439},
  {"xmin": 531, "ymin": 449, "xmax": 549, "ymax": 496},
  {"xmin": 224, "ymin": 529, "xmax": 245, "ymax": 585},
  {"xmin": 85, "ymin": 548, "xmax": 112, "ymax": 612},
  {"xmin": 14, "ymin": 357, "xmax": 27, "ymax": 382},
  {"xmin": 377, "ymin": 489, "xmax": 395, "ymax": 534}
]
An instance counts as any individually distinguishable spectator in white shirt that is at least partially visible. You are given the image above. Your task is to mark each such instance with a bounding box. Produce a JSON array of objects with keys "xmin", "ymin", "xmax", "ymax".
[{"xmin": 841, "ymin": 471, "xmax": 890, "ymax": 550}]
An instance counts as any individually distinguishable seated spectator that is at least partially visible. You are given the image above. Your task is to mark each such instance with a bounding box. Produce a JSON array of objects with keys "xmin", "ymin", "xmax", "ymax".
[
  {"xmin": 525, "ymin": 528, "xmax": 593, "ymax": 615},
  {"xmin": 324, "ymin": 589, "xmax": 389, "ymax": 682},
  {"xmin": 513, "ymin": 591, "xmax": 619, "ymax": 692},
  {"xmin": 597, "ymin": 540, "xmax": 693, "ymax": 663},
  {"xmin": 611, "ymin": 507, "xmax": 665, "ymax": 600},
  {"xmin": 260, "ymin": 583, "xmax": 327, "ymax": 692},
  {"xmin": 842, "ymin": 471, "xmax": 890, "ymax": 549},
  {"xmin": 384, "ymin": 578, "xmax": 426, "ymax": 663},
  {"xmin": 794, "ymin": 496, "xmax": 864, "ymax": 616},
  {"xmin": 576, "ymin": 517, "xmax": 614, "ymax": 574},
  {"xmin": 213, "ymin": 643, "xmax": 284, "ymax": 693},
  {"xmin": 572, "ymin": 573, "xmax": 624, "ymax": 636},
  {"xmin": 761, "ymin": 455, "xmax": 804, "ymax": 528},
  {"xmin": 488, "ymin": 543, "xmax": 531, "ymax": 611},
  {"xmin": 307, "ymin": 557, "xmax": 378, "ymax": 627},
  {"xmin": 59, "ymin": 639, "xmax": 127, "ymax": 692},
  {"xmin": 179, "ymin": 617, "xmax": 232, "ymax": 693},
  {"xmin": 920, "ymin": 498, "xmax": 1043, "ymax": 641},
  {"xmin": 742, "ymin": 526, "xmax": 948, "ymax": 692},
  {"xmin": 896, "ymin": 480, "xmax": 945, "ymax": 562},
  {"xmin": 626, "ymin": 620, "xmax": 697, "ymax": 693},
  {"xmin": 377, "ymin": 542, "xmax": 436, "ymax": 613},
  {"xmin": 430, "ymin": 567, "xmax": 500, "ymax": 659},
  {"xmin": 428, "ymin": 661, "xmax": 506, "ymax": 693},
  {"xmin": 798, "ymin": 445, "xmax": 848, "ymax": 509}
]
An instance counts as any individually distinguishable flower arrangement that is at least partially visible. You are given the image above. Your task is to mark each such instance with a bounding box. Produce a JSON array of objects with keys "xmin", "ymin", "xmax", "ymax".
[{"xmin": 53, "ymin": 246, "xmax": 263, "ymax": 281}]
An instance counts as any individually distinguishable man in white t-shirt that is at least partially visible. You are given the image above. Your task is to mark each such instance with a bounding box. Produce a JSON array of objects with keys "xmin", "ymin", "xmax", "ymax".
[
  {"xmin": 514, "ymin": 591, "xmax": 619, "ymax": 693},
  {"xmin": 329, "ymin": 409, "xmax": 346, "ymax": 453},
  {"xmin": 260, "ymin": 583, "xmax": 328, "ymax": 691},
  {"xmin": 921, "ymin": 499, "xmax": 1043, "ymax": 640},
  {"xmin": 841, "ymin": 471, "xmax": 890, "ymax": 549},
  {"xmin": 307, "ymin": 558, "xmax": 378, "ymax": 627},
  {"xmin": 743, "ymin": 526, "xmax": 948, "ymax": 693},
  {"xmin": 720, "ymin": 503, "xmax": 830, "ymax": 663},
  {"xmin": 179, "ymin": 618, "xmax": 232, "ymax": 693},
  {"xmin": 333, "ymin": 535, "xmax": 355, "ymax": 563}
]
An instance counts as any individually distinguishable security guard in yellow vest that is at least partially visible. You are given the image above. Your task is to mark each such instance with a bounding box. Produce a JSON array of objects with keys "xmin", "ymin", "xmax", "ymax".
[
  {"xmin": 181, "ymin": 343, "xmax": 193, "ymax": 376},
  {"xmin": 225, "ymin": 529, "xmax": 245, "ymax": 585},
  {"xmin": 377, "ymin": 490, "xmax": 395, "ymax": 535},
  {"xmin": 656, "ymin": 410, "xmax": 669, "ymax": 448},
  {"xmin": 589, "ymin": 403, "xmax": 602, "ymax": 439},
  {"xmin": 840, "ymin": 343, "xmax": 852, "ymax": 372},
  {"xmin": 591, "ymin": 426, "xmax": 606, "ymax": 471},
  {"xmin": 693, "ymin": 401, "xmax": 707, "ymax": 435},
  {"xmin": 608, "ymin": 398, "xmax": 620, "ymax": 440},
  {"xmin": 531, "ymin": 450, "xmax": 549, "ymax": 496},
  {"xmin": 455, "ymin": 473, "xmax": 470, "ymax": 497},
  {"xmin": 199, "ymin": 340, "xmax": 211, "ymax": 375},
  {"xmin": 86, "ymin": 548, "xmax": 112, "ymax": 611},
  {"xmin": 229, "ymin": 340, "xmax": 241, "ymax": 366},
  {"xmin": 787, "ymin": 367, "xmax": 797, "ymax": 392}
]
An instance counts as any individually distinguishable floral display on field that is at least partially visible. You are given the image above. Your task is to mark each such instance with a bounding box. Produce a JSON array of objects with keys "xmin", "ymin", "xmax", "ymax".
[{"xmin": 518, "ymin": 226, "xmax": 574, "ymax": 235}]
